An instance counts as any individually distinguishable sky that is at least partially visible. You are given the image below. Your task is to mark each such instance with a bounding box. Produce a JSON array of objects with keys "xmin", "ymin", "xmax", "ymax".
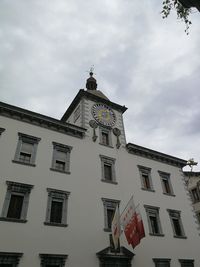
[{"xmin": 0, "ymin": 0, "xmax": 200, "ymax": 171}]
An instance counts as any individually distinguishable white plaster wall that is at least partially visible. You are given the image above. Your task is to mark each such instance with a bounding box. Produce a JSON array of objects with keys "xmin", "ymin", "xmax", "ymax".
[{"xmin": 0, "ymin": 114, "xmax": 200, "ymax": 267}]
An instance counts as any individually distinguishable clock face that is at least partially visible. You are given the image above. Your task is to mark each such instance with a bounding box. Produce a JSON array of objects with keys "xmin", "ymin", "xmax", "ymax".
[{"xmin": 92, "ymin": 104, "xmax": 116, "ymax": 127}]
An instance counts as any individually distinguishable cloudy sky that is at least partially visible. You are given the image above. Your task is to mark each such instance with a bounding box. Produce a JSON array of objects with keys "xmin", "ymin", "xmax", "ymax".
[{"xmin": 0, "ymin": 0, "xmax": 200, "ymax": 170}]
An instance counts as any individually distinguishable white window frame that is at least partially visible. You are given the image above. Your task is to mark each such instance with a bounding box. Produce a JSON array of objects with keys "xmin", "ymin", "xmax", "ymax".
[
  {"xmin": 138, "ymin": 165, "xmax": 154, "ymax": 191},
  {"xmin": 100, "ymin": 155, "xmax": 116, "ymax": 184},
  {"xmin": 102, "ymin": 198, "xmax": 120, "ymax": 232},
  {"xmin": 44, "ymin": 188, "xmax": 70, "ymax": 227},
  {"xmin": 50, "ymin": 142, "xmax": 72, "ymax": 174},
  {"xmin": 167, "ymin": 209, "xmax": 186, "ymax": 238},
  {"xmin": 0, "ymin": 181, "xmax": 33, "ymax": 223},
  {"xmin": 13, "ymin": 132, "xmax": 41, "ymax": 166},
  {"xmin": 144, "ymin": 205, "xmax": 164, "ymax": 236}
]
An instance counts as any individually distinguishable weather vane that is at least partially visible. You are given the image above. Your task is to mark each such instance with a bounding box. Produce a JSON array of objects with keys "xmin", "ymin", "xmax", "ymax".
[
  {"xmin": 187, "ymin": 158, "xmax": 198, "ymax": 172},
  {"xmin": 86, "ymin": 65, "xmax": 95, "ymax": 76}
]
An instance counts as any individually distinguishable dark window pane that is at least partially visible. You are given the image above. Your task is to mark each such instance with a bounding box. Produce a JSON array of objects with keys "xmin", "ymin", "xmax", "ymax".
[
  {"xmin": 50, "ymin": 200, "xmax": 63, "ymax": 223},
  {"xmin": 142, "ymin": 173, "xmax": 150, "ymax": 189},
  {"xmin": 0, "ymin": 265, "xmax": 13, "ymax": 267},
  {"xmin": 19, "ymin": 152, "xmax": 31, "ymax": 163},
  {"xmin": 107, "ymin": 208, "xmax": 114, "ymax": 229},
  {"xmin": 7, "ymin": 194, "xmax": 24, "ymax": 219},
  {"xmin": 162, "ymin": 179, "xmax": 171, "ymax": 194},
  {"xmin": 172, "ymin": 218, "xmax": 182, "ymax": 236},
  {"xmin": 102, "ymin": 132, "xmax": 109, "ymax": 145},
  {"xmin": 150, "ymin": 215, "xmax": 159, "ymax": 234},
  {"xmin": 55, "ymin": 160, "xmax": 65, "ymax": 171},
  {"xmin": 191, "ymin": 188, "xmax": 200, "ymax": 202},
  {"xmin": 104, "ymin": 164, "xmax": 112, "ymax": 180}
]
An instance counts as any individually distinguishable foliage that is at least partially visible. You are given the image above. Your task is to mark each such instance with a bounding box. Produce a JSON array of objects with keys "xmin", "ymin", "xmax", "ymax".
[{"xmin": 161, "ymin": 0, "xmax": 192, "ymax": 34}]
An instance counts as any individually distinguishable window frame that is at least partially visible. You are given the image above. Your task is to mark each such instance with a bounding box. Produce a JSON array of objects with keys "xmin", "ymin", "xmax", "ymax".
[
  {"xmin": 179, "ymin": 259, "xmax": 194, "ymax": 267},
  {"xmin": 158, "ymin": 171, "xmax": 175, "ymax": 196},
  {"xmin": 138, "ymin": 165, "xmax": 154, "ymax": 191},
  {"xmin": 44, "ymin": 188, "xmax": 70, "ymax": 227},
  {"xmin": 50, "ymin": 142, "xmax": 72, "ymax": 174},
  {"xmin": 13, "ymin": 133, "xmax": 41, "ymax": 166},
  {"xmin": 0, "ymin": 252, "xmax": 23, "ymax": 267},
  {"xmin": 153, "ymin": 258, "xmax": 171, "ymax": 267},
  {"xmin": 144, "ymin": 205, "xmax": 164, "ymax": 236},
  {"xmin": 100, "ymin": 155, "xmax": 117, "ymax": 184},
  {"xmin": 0, "ymin": 181, "xmax": 33, "ymax": 223},
  {"xmin": 190, "ymin": 187, "xmax": 200, "ymax": 203},
  {"xmin": 102, "ymin": 198, "xmax": 120, "ymax": 232},
  {"xmin": 39, "ymin": 254, "xmax": 68, "ymax": 267},
  {"xmin": 167, "ymin": 209, "xmax": 186, "ymax": 239},
  {"xmin": 99, "ymin": 127, "xmax": 112, "ymax": 147}
]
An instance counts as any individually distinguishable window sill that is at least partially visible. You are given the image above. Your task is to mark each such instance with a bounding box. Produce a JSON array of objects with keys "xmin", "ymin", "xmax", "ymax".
[
  {"xmin": 99, "ymin": 143, "xmax": 114, "ymax": 148},
  {"xmin": 104, "ymin": 228, "xmax": 111, "ymax": 232},
  {"xmin": 50, "ymin": 168, "xmax": 71, "ymax": 175},
  {"xmin": 173, "ymin": 235, "xmax": 187, "ymax": 239},
  {"xmin": 163, "ymin": 192, "xmax": 176, "ymax": 197},
  {"xmin": 12, "ymin": 160, "xmax": 36, "ymax": 167},
  {"xmin": 149, "ymin": 233, "xmax": 165, "ymax": 237},
  {"xmin": 141, "ymin": 187, "xmax": 155, "ymax": 192},
  {"xmin": 101, "ymin": 179, "xmax": 118, "ymax": 185},
  {"xmin": 0, "ymin": 217, "xmax": 27, "ymax": 223},
  {"xmin": 44, "ymin": 222, "xmax": 68, "ymax": 227}
]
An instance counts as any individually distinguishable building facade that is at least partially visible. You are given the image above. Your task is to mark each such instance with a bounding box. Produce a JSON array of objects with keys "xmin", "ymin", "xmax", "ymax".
[{"xmin": 0, "ymin": 73, "xmax": 199, "ymax": 267}]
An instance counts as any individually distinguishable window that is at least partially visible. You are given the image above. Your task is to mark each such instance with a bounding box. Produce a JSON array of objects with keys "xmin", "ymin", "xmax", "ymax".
[
  {"xmin": 13, "ymin": 133, "xmax": 41, "ymax": 166},
  {"xmin": 40, "ymin": 254, "xmax": 68, "ymax": 267},
  {"xmin": 44, "ymin": 188, "xmax": 70, "ymax": 227},
  {"xmin": 179, "ymin": 259, "xmax": 194, "ymax": 267},
  {"xmin": 144, "ymin": 205, "xmax": 164, "ymax": 236},
  {"xmin": 51, "ymin": 142, "xmax": 72, "ymax": 174},
  {"xmin": 158, "ymin": 171, "xmax": 174, "ymax": 196},
  {"xmin": 190, "ymin": 187, "xmax": 200, "ymax": 203},
  {"xmin": 100, "ymin": 155, "xmax": 116, "ymax": 184},
  {"xmin": 102, "ymin": 198, "xmax": 120, "ymax": 231},
  {"xmin": 138, "ymin": 165, "xmax": 154, "ymax": 191},
  {"xmin": 0, "ymin": 181, "xmax": 33, "ymax": 223},
  {"xmin": 167, "ymin": 209, "xmax": 186, "ymax": 238},
  {"xmin": 0, "ymin": 252, "xmax": 23, "ymax": 267},
  {"xmin": 73, "ymin": 105, "xmax": 80, "ymax": 123},
  {"xmin": 99, "ymin": 128, "xmax": 112, "ymax": 146},
  {"xmin": 153, "ymin": 258, "xmax": 171, "ymax": 267}
]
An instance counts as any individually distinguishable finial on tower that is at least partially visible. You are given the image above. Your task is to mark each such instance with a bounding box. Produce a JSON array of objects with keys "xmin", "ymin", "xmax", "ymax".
[{"xmin": 86, "ymin": 66, "xmax": 97, "ymax": 90}]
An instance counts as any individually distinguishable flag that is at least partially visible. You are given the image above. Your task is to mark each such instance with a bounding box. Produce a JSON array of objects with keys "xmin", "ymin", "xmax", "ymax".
[
  {"xmin": 111, "ymin": 205, "xmax": 121, "ymax": 249},
  {"xmin": 121, "ymin": 196, "xmax": 145, "ymax": 249}
]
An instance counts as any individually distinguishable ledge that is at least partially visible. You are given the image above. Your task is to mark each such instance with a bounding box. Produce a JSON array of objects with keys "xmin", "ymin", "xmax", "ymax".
[
  {"xmin": 141, "ymin": 187, "xmax": 155, "ymax": 192},
  {"xmin": 163, "ymin": 192, "xmax": 176, "ymax": 197},
  {"xmin": 149, "ymin": 233, "xmax": 165, "ymax": 237},
  {"xmin": 101, "ymin": 179, "xmax": 118, "ymax": 185},
  {"xmin": 99, "ymin": 143, "xmax": 114, "ymax": 149},
  {"xmin": 0, "ymin": 217, "xmax": 27, "ymax": 223},
  {"xmin": 12, "ymin": 160, "xmax": 36, "ymax": 167},
  {"xmin": 50, "ymin": 168, "xmax": 71, "ymax": 175},
  {"xmin": 173, "ymin": 235, "xmax": 187, "ymax": 239},
  {"xmin": 44, "ymin": 222, "xmax": 68, "ymax": 227}
]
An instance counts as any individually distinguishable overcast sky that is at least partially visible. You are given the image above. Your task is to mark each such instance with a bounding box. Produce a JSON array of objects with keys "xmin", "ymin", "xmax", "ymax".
[{"xmin": 0, "ymin": 0, "xmax": 200, "ymax": 170}]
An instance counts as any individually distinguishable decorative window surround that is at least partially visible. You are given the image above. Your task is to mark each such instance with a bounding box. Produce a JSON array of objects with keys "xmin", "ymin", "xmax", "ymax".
[
  {"xmin": 50, "ymin": 142, "xmax": 72, "ymax": 174},
  {"xmin": 0, "ymin": 181, "xmax": 33, "ymax": 223},
  {"xmin": 167, "ymin": 209, "xmax": 186, "ymax": 239},
  {"xmin": 144, "ymin": 205, "xmax": 164, "ymax": 236},
  {"xmin": 44, "ymin": 188, "xmax": 70, "ymax": 227},
  {"xmin": 13, "ymin": 133, "xmax": 41, "ymax": 167},
  {"xmin": 179, "ymin": 259, "xmax": 194, "ymax": 267},
  {"xmin": 0, "ymin": 127, "xmax": 5, "ymax": 135},
  {"xmin": 138, "ymin": 165, "xmax": 154, "ymax": 191},
  {"xmin": 0, "ymin": 252, "xmax": 23, "ymax": 266},
  {"xmin": 102, "ymin": 198, "xmax": 120, "ymax": 232},
  {"xmin": 158, "ymin": 171, "xmax": 175, "ymax": 196},
  {"xmin": 99, "ymin": 127, "xmax": 113, "ymax": 147},
  {"xmin": 40, "ymin": 254, "xmax": 68, "ymax": 267},
  {"xmin": 100, "ymin": 155, "xmax": 117, "ymax": 184},
  {"xmin": 153, "ymin": 258, "xmax": 171, "ymax": 267}
]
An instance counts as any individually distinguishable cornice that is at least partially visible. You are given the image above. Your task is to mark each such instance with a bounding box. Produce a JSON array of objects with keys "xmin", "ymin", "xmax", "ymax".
[
  {"xmin": 184, "ymin": 171, "xmax": 200, "ymax": 177},
  {"xmin": 126, "ymin": 143, "xmax": 187, "ymax": 168},
  {"xmin": 0, "ymin": 101, "xmax": 86, "ymax": 139},
  {"xmin": 61, "ymin": 89, "xmax": 127, "ymax": 121}
]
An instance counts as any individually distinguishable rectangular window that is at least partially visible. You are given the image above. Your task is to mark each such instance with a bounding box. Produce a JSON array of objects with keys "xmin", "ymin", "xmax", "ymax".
[
  {"xmin": 190, "ymin": 187, "xmax": 200, "ymax": 203},
  {"xmin": 99, "ymin": 128, "xmax": 112, "ymax": 147},
  {"xmin": 179, "ymin": 259, "xmax": 194, "ymax": 267},
  {"xmin": 102, "ymin": 198, "xmax": 120, "ymax": 231},
  {"xmin": 167, "ymin": 209, "xmax": 186, "ymax": 238},
  {"xmin": 44, "ymin": 188, "xmax": 70, "ymax": 227},
  {"xmin": 138, "ymin": 165, "xmax": 154, "ymax": 191},
  {"xmin": 13, "ymin": 133, "xmax": 41, "ymax": 166},
  {"xmin": 40, "ymin": 254, "xmax": 68, "ymax": 267},
  {"xmin": 51, "ymin": 142, "xmax": 72, "ymax": 174},
  {"xmin": 0, "ymin": 181, "xmax": 33, "ymax": 223},
  {"xmin": 144, "ymin": 205, "xmax": 164, "ymax": 236},
  {"xmin": 153, "ymin": 258, "xmax": 171, "ymax": 267},
  {"xmin": 0, "ymin": 252, "xmax": 23, "ymax": 267},
  {"xmin": 100, "ymin": 155, "xmax": 116, "ymax": 184},
  {"xmin": 158, "ymin": 171, "xmax": 174, "ymax": 196}
]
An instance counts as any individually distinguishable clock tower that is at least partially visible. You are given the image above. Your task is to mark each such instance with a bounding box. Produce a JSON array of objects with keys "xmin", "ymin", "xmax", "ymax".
[{"xmin": 61, "ymin": 72, "xmax": 127, "ymax": 148}]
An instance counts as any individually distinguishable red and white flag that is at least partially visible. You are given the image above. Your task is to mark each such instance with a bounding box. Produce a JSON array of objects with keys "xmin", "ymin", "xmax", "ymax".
[
  {"xmin": 111, "ymin": 205, "xmax": 121, "ymax": 249},
  {"xmin": 121, "ymin": 196, "xmax": 145, "ymax": 249}
]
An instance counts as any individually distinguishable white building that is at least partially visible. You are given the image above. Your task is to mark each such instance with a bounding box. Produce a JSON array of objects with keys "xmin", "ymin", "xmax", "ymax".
[{"xmin": 0, "ymin": 73, "xmax": 199, "ymax": 267}]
